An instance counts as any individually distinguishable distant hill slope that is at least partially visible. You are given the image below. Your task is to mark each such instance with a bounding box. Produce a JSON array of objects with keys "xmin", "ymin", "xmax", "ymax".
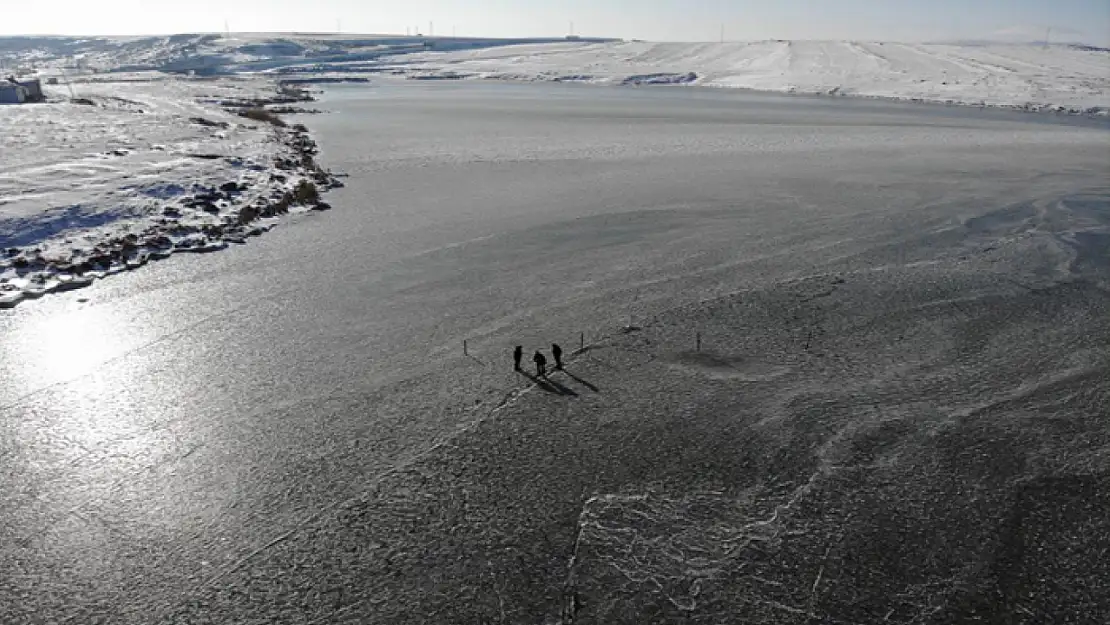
[
  {"xmin": 1, "ymin": 35, "xmax": 1105, "ymax": 114},
  {"xmin": 396, "ymin": 40, "xmax": 1110, "ymax": 114},
  {"xmin": 0, "ymin": 33, "xmax": 616, "ymax": 75}
]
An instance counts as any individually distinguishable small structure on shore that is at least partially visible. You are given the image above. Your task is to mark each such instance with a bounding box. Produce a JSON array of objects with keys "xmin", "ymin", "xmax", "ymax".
[
  {"xmin": 0, "ymin": 79, "xmax": 26, "ymax": 104},
  {"xmin": 0, "ymin": 78, "xmax": 45, "ymax": 104},
  {"xmin": 19, "ymin": 79, "xmax": 44, "ymax": 102}
]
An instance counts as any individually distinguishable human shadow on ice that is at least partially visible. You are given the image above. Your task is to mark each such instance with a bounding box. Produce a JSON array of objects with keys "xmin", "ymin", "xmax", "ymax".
[
  {"xmin": 517, "ymin": 370, "xmax": 578, "ymax": 396},
  {"xmin": 559, "ymin": 368, "xmax": 600, "ymax": 393}
]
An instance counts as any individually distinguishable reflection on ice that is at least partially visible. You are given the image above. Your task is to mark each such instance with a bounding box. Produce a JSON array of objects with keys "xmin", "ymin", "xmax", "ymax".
[{"xmin": 26, "ymin": 307, "xmax": 125, "ymax": 382}]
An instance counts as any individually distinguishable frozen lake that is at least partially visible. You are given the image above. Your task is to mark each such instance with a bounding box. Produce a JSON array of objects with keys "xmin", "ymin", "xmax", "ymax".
[{"xmin": 1, "ymin": 81, "xmax": 1108, "ymax": 623}]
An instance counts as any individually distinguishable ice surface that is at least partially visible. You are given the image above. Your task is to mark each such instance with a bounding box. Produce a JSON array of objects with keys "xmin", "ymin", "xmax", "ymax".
[{"xmin": 0, "ymin": 80, "xmax": 1107, "ymax": 624}]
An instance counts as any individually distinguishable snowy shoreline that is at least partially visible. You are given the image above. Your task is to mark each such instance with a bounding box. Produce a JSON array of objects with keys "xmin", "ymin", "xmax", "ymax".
[
  {"xmin": 0, "ymin": 76, "xmax": 342, "ymax": 309},
  {"xmin": 397, "ymin": 68, "xmax": 1110, "ymax": 120}
]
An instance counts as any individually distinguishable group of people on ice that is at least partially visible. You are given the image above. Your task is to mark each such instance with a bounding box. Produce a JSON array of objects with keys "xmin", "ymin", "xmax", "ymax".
[{"xmin": 513, "ymin": 343, "xmax": 563, "ymax": 377}]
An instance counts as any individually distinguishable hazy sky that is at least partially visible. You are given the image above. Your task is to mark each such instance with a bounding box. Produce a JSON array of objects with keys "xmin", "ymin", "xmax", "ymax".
[{"xmin": 4, "ymin": 0, "xmax": 1108, "ymax": 45}]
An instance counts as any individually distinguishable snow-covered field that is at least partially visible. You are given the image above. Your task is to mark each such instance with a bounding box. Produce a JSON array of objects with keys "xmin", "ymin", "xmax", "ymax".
[
  {"xmin": 0, "ymin": 76, "xmax": 338, "ymax": 308},
  {"xmin": 395, "ymin": 40, "xmax": 1110, "ymax": 114}
]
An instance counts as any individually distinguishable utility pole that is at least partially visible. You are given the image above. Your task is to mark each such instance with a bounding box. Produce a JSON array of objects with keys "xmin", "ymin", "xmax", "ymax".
[
  {"xmin": 224, "ymin": 19, "xmax": 230, "ymax": 39},
  {"xmin": 60, "ymin": 67, "xmax": 76, "ymax": 98},
  {"xmin": 429, "ymin": 21, "xmax": 434, "ymax": 37}
]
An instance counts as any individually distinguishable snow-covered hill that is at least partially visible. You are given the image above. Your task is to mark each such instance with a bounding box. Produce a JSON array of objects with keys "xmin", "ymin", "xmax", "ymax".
[
  {"xmin": 395, "ymin": 40, "xmax": 1110, "ymax": 115},
  {"xmin": 2, "ymin": 34, "xmax": 1105, "ymax": 112},
  {"xmin": 0, "ymin": 33, "xmax": 611, "ymax": 76}
]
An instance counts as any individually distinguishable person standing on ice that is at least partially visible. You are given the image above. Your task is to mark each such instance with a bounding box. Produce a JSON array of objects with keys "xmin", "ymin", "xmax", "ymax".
[
  {"xmin": 513, "ymin": 345, "xmax": 523, "ymax": 371},
  {"xmin": 551, "ymin": 343, "xmax": 563, "ymax": 370},
  {"xmin": 533, "ymin": 350, "xmax": 547, "ymax": 377}
]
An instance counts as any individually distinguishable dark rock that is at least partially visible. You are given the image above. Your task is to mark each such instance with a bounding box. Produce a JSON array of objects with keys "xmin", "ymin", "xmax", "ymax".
[
  {"xmin": 237, "ymin": 205, "xmax": 261, "ymax": 225},
  {"xmin": 190, "ymin": 116, "xmax": 230, "ymax": 129},
  {"xmin": 274, "ymin": 193, "xmax": 294, "ymax": 213},
  {"xmin": 145, "ymin": 235, "xmax": 173, "ymax": 249},
  {"xmin": 292, "ymin": 180, "xmax": 319, "ymax": 204},
  {"xmin": 88, "ymin": 254, "xmax": 114, "ymax": 268},
  {"xmin": 219, "ymin": 181, "xmax": 243, "ymax": 194},
  {"xmin": 311, "ymin": 201, "xmax": 332, "ymax": 211},
  {"xmin": 270, "ymin": 107, "xmax": 322, "ymax": 115}
]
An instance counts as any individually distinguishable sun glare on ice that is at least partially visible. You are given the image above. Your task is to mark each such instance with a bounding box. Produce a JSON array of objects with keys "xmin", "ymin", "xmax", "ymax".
[{"xmin": 25, "ymin": 307, "xmax": 125, "ymax": 382}]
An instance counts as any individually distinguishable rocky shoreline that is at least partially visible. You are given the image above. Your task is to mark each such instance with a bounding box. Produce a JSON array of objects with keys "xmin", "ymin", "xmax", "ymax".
[{"xmin": 0, "ymin": 82, "xmax": 343, "ymax": 309}]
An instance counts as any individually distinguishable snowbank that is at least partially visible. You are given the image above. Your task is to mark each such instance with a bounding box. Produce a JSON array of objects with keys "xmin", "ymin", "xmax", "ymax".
[
  {"xmin": 393, "ymin": 40, "xmax": 1110, "ymax": 115},
  {"xmin": 0, "ymin": 76, "xmax": 339, "ymax": 308}
]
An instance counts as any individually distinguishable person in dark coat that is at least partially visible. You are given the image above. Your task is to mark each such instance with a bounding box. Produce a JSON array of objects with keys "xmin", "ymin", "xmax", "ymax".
[
  {"xmin": 533, "ymin": 350, "xmax": 547, "ymax": 377},
  {"xmin": 513, "ymin": 345, "xmax": 523, "ymax": 371},
  {"xmin": 551, "ymin": 343, "xmax": 563, "ymax": 370}
]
